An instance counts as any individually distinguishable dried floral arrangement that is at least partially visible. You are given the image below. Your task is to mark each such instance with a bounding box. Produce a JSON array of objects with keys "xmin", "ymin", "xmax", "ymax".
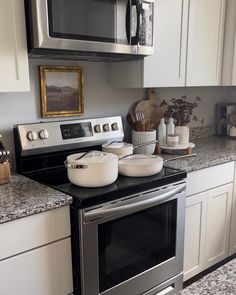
[{"xmin": 160, "ymin": 96, "xmax": 204, "ymax": 126}]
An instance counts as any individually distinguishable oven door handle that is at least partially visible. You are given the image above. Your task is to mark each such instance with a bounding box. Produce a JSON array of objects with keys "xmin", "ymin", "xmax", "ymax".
[{"xmin": 83, "ymin": 183, "xmax": 186, "ymax": 222}]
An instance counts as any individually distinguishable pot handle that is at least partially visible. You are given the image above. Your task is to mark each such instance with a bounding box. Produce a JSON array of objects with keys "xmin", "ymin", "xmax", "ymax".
[
  {"xmin": 133, "ymin": 139, "xmax": 158, "ymax": 150},
  {"xmin": 119, "ymin": 153, "xmax": 158, "ymax": 160},
  {"xmin": 75, "ymin": 150, "xmax": 109, "ymax": 161},
  {"xmin": 163, "ymin": 153, "xmax": 197, "ymax": 163},
  {"xmin": 103, "ymin": 141, "xmax": 123, "ymax": 147},
  {"xmin": 64, "ymin": 160, "xmax": 88, "ymax": 169}
]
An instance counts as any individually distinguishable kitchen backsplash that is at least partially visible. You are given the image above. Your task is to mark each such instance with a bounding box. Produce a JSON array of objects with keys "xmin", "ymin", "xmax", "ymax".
[{"xmin": 190, "ymin": 125, "xmax": 216, "ymax": 141}]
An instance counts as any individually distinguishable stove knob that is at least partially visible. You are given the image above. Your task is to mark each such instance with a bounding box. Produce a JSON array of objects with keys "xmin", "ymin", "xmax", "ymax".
[
  {"xmin": 39, "ymin": 129, "xmax": 49, "ymax": 139},
  {"xmin": 94, "ymin": 124, "xmax": 101, "ymax": 133},
  {"xmin": 27, "ymin": 131, "xmax": 38, "ymax": 141},
  {"xmin": 103, "ymin": 123, "xmax": 110, "ymax": 132},
  {"xmin": 111, "ymin": 123, "xmax": 118, "ymax": 131}
]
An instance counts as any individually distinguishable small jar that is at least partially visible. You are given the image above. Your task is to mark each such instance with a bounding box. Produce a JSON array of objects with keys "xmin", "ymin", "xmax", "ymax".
[{"xmin": 167, "ymin": 134, "xmax": 179, "ymax": 147}]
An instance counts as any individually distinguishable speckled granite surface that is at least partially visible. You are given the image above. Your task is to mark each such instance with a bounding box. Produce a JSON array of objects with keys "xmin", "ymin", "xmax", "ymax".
[
  {"xmin": 0, "ymin": 174, "xmax": 72, "ymax": 224},
  {"xmin": 177, "ymin": 258, "xmax": 236, "ymax": 295},
  {"xmin": 162, "ymin": 136, "xmax": 236, "ymax": 172}
]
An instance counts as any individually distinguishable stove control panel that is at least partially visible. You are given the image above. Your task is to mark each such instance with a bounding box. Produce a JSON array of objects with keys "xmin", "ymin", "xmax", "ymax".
[{"xmin": 16, "ymin": 116, "xmax": 124, "ymax": 155}]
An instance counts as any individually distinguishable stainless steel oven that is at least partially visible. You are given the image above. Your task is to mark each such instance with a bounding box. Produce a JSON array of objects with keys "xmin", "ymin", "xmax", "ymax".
[
  {"xmin": 14, "ymin": 116, "xmax": 186, "ymax": 295},
  {"xmin": 25, "ymin": 0, "xmax": 154, "ymax": 60},
  {"xmin": 78, "ymin": 181, "xmax": 186, "ymax": 295}
]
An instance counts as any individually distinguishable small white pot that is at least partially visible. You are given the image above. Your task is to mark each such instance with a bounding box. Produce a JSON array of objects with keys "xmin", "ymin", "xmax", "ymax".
[
  {"xmin": 65, "ymin": 151, "xmax": 118, "ymax": 187},
  {"xmin": 175, "ymin": 126, "xmax": 189, "ymax": 145},
  {"xmin": 102, "ymin": 139, "xmax": 158, "ymax": 158},
  {"xmin": 102, "ymin": 142, "xmax": 133, "ymax": 158}
]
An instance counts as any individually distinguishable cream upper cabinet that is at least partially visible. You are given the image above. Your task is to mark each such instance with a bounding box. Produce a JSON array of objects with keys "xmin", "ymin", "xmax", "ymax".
[
  {"xmin": 109, "ymin": 0, "xmax": 226, "ymax": 88},
  {"xmin": 0, "ymin": 0, "xmax": 30, "ymax": 92},
  {"xmin": 186, "ymin": 0, "xmax": 226, "ymax": 86},
  {"xmin": 109, "ymin": 0, "xmax": 188, "ymax": 88},
  {"xmin": 221, "ymin": 0, "xmax": 236, "ymax": 86}
]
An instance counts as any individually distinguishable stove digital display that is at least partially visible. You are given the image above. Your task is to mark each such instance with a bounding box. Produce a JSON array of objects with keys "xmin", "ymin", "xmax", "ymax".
[{"xmin": 60, "ymin": 122, "xmax": 93, "ymax": 139}]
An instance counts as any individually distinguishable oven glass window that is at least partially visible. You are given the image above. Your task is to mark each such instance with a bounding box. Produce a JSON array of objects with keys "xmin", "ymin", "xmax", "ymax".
[
  {"xmin": 98, "ymin": 199, "xmax": 177, "ymax": 292},
  {"xmin": 48, "ymin": 0, "xmax": 129, "ymax": 44}
]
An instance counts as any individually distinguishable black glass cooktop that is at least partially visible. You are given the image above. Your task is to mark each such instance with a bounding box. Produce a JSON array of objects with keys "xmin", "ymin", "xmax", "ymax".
[{"xmin": 26, "ymin": 166, "xmax": 186, "ymax": 208}]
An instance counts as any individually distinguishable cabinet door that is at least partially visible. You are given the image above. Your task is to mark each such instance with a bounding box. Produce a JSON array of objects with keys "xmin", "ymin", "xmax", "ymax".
[
  {"xmin": 183, "ymin": 192, "xmax": 207, "ymax": 281},
  {"xmin": 186, "ymin": 0, "xmax": 226, "ymax": 86},
  {"xmin": 184, "ymin": 183, "xmax": 233, "ymax": 281},
  {"xmin": 204, "ymin": 184, "xmax": 233, "ymax": 269},
  {"xmin": 0, "ymin": 0, "xmax": 30, "ymax": 92},
  {"xmin": 229, "ymin": 169, "xmax": 236, "ymax": 255},
  {"xmin": 143, "ymin": 0, "xmax": 188, "ymax": 87},
  {"xmin": 109, "ymin": 0, "xmax": 188, "ymax": 88},
  {"xmin": 0, "ymin": 238, "xmax": 73, "ymax": 295}
]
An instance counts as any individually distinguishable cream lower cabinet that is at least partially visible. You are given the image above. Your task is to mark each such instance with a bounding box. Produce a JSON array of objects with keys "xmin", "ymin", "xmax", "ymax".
[
  {"xmin": 0, "ymin": 239, "xmax": 73, "ymax": 295},
  {"xmin": 183, "ymin": 162, "xmax": 234, "ymax": 282},
  {"xmin": 229, "ymin": 166, "xmax": 236, "ymax": 255},
  {"xmin": 0, "ymin": 206, "xmax": 73, "ymax": 295},
  {"xmin": 184, "ymin": 183, "xmax": 233, "ymax": 281}
]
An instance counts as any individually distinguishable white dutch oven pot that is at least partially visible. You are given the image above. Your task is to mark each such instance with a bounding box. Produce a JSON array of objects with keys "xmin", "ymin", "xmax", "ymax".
[
  {"xmin": 118, "ymin": 154, "xmax": 196, "ymax": 177},
  {"xmin": 65, "ymin": 151, "xmax": 118, "ymax": 187}
]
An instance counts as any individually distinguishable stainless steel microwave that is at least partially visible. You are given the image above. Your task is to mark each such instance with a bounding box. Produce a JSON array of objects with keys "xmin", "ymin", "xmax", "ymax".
[{"xmin": 25, "ymin": 0, "xmax": 154, "ymax": 60}]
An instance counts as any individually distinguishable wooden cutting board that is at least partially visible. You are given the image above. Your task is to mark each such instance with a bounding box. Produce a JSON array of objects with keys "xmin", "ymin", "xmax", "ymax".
[{"xmin": 134, "ymin": 89, "xmax": 164, "ymax": 129}]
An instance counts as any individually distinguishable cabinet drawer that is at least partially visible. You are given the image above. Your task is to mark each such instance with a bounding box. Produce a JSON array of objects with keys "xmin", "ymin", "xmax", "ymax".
[
  {"xmin": 0, "ymin": 206, "xmax": 70, "ymax": 260},
  {"xmin": 186, "ymin": 162, "xmax": 234, "ymax": 196},
  {"xmin": 0, "ymin": 238, "xmax": 73, "ymax": 295}
]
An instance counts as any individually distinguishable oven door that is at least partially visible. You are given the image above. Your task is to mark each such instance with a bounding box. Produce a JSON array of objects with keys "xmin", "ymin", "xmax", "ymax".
[
  {"xmin": 79, "ymin": 181, "xmax": 186, "ymax": 295},
  {"xmin": 29, "ymin": 0, "xmax": 153, "ymax": 56}
]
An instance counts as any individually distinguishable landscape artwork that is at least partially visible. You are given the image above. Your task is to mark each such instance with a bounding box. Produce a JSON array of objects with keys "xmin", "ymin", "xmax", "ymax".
[{"xmin": 40, "ymin": 66, "xmax": 84, "ymax": 117}]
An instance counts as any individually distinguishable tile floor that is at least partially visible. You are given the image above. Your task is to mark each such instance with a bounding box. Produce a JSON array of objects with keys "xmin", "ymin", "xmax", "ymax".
[{"xmin": 177, "ymin": 258, "xmax": 236, "ymax": 295}]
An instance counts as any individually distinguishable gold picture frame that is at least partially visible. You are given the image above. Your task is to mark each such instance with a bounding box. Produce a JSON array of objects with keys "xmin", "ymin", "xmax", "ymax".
[{"xmin": 40, "ymin": 65, "xmax": 84, "ymax": 118}]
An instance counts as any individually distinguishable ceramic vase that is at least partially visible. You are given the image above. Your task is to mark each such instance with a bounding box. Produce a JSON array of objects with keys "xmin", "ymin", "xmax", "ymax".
[{"xmin": 175, "ymin": 126, "xmax": 189, "ymax": 145}]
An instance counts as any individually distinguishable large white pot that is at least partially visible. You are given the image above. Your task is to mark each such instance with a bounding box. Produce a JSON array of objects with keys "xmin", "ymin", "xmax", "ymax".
[{"xmin": 65, "ymin": 151, "xmax": 118, "ymax": 187}]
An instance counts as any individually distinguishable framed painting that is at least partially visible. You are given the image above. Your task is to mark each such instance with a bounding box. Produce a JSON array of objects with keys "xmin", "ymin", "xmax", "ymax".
[{"xmin": 40, "ymin": 66, "xmax": 84, "ymax": 118}]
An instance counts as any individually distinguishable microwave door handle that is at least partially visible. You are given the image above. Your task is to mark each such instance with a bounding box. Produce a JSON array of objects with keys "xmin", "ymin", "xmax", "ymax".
[
  {"xmin": 126, "ymin": 0, "xmax": 131, "ymax": 44},
  {"xmin": 131, "ymin": 0, "xmax": 141, "ymax": 45},
  {"xmin": 83, "ymin": 183, "xmax": 186, "ymax": 223}
]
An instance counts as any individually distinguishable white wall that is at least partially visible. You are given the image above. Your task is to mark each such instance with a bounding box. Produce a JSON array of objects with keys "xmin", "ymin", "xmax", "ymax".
[
  {"xmin": 0, "ymin": 58, "xmax": 234, "ymax": 155},
  {"xmin": 0, "ymin": 59, "xmax": 145, "ymax": 151},
  {"xmin": 155, "ymin": 87, "xmax": 232, "ymax": 127}
]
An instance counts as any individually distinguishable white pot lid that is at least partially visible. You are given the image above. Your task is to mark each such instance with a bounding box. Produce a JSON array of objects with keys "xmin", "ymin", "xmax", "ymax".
[
  {"xmin": 119, "ymin": 154, "xmax": 163, "ymax": 166},
  {"xmin": 102, "ymin": 141, "xmax": 133, "ymax": 149},
  {"xmin": 67, "ymin": 151, "xmax": 118, "ymax": 164}
]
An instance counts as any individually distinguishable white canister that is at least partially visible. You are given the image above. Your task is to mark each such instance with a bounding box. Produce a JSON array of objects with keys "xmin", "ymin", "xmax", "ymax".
[
  {"xmin": 132, "ymin": 129, "xmax": 157, "ymax": 154},
  {"xmin": 175, "ymin": 126, "xmax": 189, "ymax": 145},
  {"xmin": 167, "ymin": 134, "xmax": 179, "ymax": 147}
]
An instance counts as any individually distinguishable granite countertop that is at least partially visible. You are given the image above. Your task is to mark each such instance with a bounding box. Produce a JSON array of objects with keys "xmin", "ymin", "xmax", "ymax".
[
  {"xmin": 162, "ymin": 136, "xmax": 236, "ymax": 172},
  {"xmin": 0, "ymin": 174, "xmax": 72, "ymax": 224},
  {"xmin": 1, "ymin": 136, "xmax": 235, "ymax": 224}
]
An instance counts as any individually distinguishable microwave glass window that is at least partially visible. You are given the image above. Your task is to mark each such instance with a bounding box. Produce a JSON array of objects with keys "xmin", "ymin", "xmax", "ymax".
[
  {"xmin": 98, "ymin": 199, "xmax": 177, "ymax": 292},
  {"xmin": 48, "ymin": 0, "xmax": 129, "ymax": 44}
]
